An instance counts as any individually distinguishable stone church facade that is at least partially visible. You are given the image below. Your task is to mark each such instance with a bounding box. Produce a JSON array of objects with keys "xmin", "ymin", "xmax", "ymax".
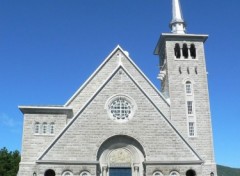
[{"xmin": 18, "ymin": 1, "xmax": 217, "ymax": 176}]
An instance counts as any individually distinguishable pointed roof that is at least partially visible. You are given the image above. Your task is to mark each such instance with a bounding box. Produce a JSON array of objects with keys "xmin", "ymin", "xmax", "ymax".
[
  {"xmin": 170, "ymin": 0, "xmax": 186, "ymax": 34},
  {"xmin": 64, "ymin": 45, "xmax": 170, "ymax": 115}
]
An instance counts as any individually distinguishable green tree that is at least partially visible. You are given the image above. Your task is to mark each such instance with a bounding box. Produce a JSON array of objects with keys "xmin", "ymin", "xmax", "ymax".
[{"xmin": 0, "ymin": 147, "xmax": 20, "ymax": 176}]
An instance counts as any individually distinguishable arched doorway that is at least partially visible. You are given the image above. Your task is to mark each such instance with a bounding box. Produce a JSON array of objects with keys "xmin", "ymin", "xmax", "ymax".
[
  {"xmin": 44, "ymin": 169, "xmax": 56, "ymax": 176},
  {"xmin": 186, "ymin": 169, "xmax": 196, "ymax": 176},
  {"xmin": 97, "ymin": 135, "xmax": 145, "ymax": 176}
]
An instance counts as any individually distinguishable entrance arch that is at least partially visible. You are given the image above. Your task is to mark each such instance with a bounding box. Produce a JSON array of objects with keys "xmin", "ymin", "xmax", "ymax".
[{"xmin": 97, "ymin": 135, "xmax": 145, "ymax": 176}]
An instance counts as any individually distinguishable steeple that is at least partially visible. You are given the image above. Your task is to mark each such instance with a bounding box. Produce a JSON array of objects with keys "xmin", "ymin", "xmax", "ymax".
[{"xmin": 170, "ymin": 0, "xmax": 186, "ymax": 34}]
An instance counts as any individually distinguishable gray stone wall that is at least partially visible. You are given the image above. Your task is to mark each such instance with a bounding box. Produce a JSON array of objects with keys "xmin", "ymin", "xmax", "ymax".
[
  {"xmin": 42, "ymin": 67, "xmax": 197, "ymax": 162},
  {"xmin": 20, "ymin": 113, "xmax": 67, "ymax": 162},
  {"xmin": 164, "ymin": 39, "xmax": 215, "ymax": 161}
]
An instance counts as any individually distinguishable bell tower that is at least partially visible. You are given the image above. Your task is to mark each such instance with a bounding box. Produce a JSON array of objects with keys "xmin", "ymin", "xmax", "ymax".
[{"xmin": 154, "ymin": 0, "xmax": 217, "ymax": 175}]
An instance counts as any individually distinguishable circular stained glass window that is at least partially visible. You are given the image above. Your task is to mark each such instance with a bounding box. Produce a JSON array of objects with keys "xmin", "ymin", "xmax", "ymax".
[
  {"xmin": 110, "ymin": 97, "xmax": 132, "ymax": 120},
  {"xmin": 106, "ymin": 95, "xmax": 136, "ymax": 122}
]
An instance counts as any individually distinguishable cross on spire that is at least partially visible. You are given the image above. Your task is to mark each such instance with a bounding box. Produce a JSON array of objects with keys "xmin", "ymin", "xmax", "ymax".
[{"xmin": 170, "ymin": 0, "xmax": 186, "ymax": 34}]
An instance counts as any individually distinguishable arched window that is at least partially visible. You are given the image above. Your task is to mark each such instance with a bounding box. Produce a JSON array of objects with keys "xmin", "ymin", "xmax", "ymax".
[
  {"xmin": 80, "ymin": 171, "xmax": 91, "ymax": 176},
  {"xmin": 170, "ymin": 171, "xmax": 180, "ymax": 176},
  {"xmin": 182, "ymin": 43, "xmax": 189, "ymax": 58},
  {"xmin": 45, "ymin": 169, "xmax": 56, "ymax": 176},
  {"xmin": 190, "ymin": 44, "xmax": 196, "ymax": 59},
  {"xmin": 42, "ymin": 122, "xmax": 48, "ymax": 134},
  {"xmin": 153, "ymin": 171, "xmax": 163, "ymax": 176},
  {"xmin": 186, "ymin": 169, "xmax": 196, "ymax": 176},
  {"xmin": 50, "ymin": 123, "xmax": 55, "ymax": 134},
  {"xmin": 62, "ymin": 171, "xmax": 73, "ymax": 176},
  {"xmin": 174, "ymin": 43, "xmax": 181, "ymax": 58},
  {"xmin": 185, "ymin": 81, "xmax": 192, "ymax": 94},
  {"xmin": 34, "ymin": 122, "xmax": 40, "ymax": 134}
]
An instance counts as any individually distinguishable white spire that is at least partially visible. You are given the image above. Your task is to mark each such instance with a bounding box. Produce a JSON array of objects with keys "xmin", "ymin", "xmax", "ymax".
[{"xmin": 170, "ymin": 0, "xmax": 186, "ymax": 34}]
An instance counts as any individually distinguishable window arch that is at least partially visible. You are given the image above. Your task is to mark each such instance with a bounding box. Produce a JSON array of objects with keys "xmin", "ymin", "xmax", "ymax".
[
  {"xmin": 62, "ymin": 171, "xmax": 73, "ymax": 176},
  {"xmin": 80, "ymin": 171, "xmax": 91, "ymax": 176},
  {"xmin": 153, "ymin": 171, "xmax": 163, "ymax": 176},
  {"xmin": 182, "ymin": 43, "xmax": 189, "ymax": 58},
  {"xmin": 42, "ymin": 122, "xmax": 48, "ymax": 134},
  {"xmin": 190, "ymin": 44, "xmax": 196, "ymax": 59},
  {"xmin": 186, "ymin": 169, "xmax": 196, "ymax": 176},
  {"xmin": 44, "ymin": 169, "xmax": 56, "ymax": 176},
  {"xmin": 34, "ymin": 122, "xmax": 40, "ymax": 134},
  {"xmin": 170, "ymin": 171, "xmax": 180, "ymax": 176},
  {"xmin": 174, "ymin": 43, "xmax": 181, "ymax": 58}
]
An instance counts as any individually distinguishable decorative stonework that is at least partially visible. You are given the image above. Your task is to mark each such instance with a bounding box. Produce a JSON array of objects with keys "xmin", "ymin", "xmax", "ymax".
[{"xmin": 109, "ymin": 148, "xmax": 132, "ymax": 164}]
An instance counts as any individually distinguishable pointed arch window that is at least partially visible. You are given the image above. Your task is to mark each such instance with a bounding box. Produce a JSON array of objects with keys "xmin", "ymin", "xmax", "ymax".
[
  {"xmin": 182, "ymin": 43, "xmax": 189, "ymax": 58},
  {"xmin": 174, "ymin": 43, "xmax": 181, "ymax": 58}
]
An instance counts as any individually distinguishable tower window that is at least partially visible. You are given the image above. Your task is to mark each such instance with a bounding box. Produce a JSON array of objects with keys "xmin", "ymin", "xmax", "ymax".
[
  {"xmin": 182, "ymin": 43, "xmax": 189, "ymax": 58},
  {"xmin": 190, "ymin": 44, "xmax": 196, "ymax": 59},
  {"xmin": 187, "ymin": 101, "xmax": 193, "ymax": 114},
  {"xmin": 189, "ymin": 122, "xmax": 195, "ymax": 137},
  {"xmin": 185, "ymin": 81, "xmax": 192, "ymax": 94},
  {"xmin": 174, "ymin": 43, "xmax": 181, "ymax": 58}
]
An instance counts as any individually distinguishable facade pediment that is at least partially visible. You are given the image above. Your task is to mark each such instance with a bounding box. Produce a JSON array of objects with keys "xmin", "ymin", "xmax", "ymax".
[{"xmin": 38, "ymin": 65, "xmax": 201, "ymax": 163}]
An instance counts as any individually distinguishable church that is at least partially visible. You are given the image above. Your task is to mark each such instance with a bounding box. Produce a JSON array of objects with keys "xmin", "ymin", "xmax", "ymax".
[{"xmin": 18, "ymin": 0, "xmax": 217, "ymax": 176}]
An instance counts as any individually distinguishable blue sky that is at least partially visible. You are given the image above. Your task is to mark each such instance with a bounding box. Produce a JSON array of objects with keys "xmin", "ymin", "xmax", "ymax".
[{"xmin": 0, "ymin": 0, "xmax": 239, "ymax": 168}]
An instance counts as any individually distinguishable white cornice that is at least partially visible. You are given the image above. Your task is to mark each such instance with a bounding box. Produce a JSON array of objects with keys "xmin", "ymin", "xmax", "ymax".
[{"xmin": 18, "ymin": 106, "xmax": 73, "ymax": 117}]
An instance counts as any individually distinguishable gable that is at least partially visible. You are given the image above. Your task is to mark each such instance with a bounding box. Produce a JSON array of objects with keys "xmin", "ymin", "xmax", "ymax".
[
  {"xmin": 38, "ymin": 66, "xmax": 201, "ymax": 163},
  {"xmin": 64, "ymin": 46, "xmax": 170, "ymax": 118}
]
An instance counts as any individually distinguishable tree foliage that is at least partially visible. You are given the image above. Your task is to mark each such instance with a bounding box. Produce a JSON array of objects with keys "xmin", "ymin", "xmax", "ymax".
[
  {"xmin": 217, "ymin": 165, "xmax": 240, "ymax": 176},
  {"xmin": 0, "ymin": 147, "xmax": 20, "ymax": 176}
]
